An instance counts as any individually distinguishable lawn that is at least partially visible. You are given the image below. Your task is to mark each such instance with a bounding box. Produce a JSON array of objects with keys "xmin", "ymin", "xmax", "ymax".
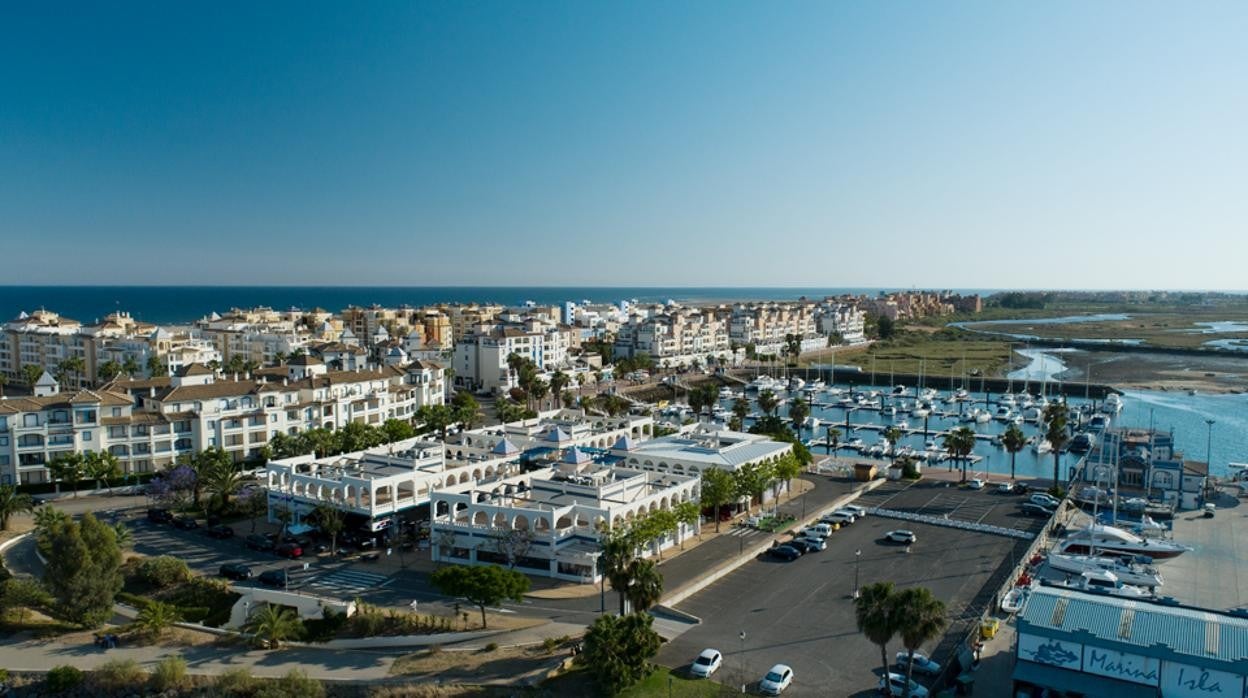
[{"xmin": 542, "ymin": 666, "xmax": 728, "ymax": 697}]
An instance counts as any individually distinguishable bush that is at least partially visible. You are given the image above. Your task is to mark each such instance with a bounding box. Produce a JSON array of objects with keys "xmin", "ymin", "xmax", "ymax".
[
  {"xmin": 152, "ymin": 654, "xmax": 188, "ymax": 691},
  {"xmin": 483, "ymin": 642, "xmax": 498, "ymax": 652},
  {"xmin": 255, "ymin": 669, "xmax": 325, "ymax": 698},
  {"xmin": 94, "ymin": 658, "xmax": 146, "ymax": 690},
  {"xmin": 213, "ymin": 667, "xmax": 257, "ymax": 696},
  {"xmin": 136, "ymin": 556, "xmax": 192, "ymax": 589},
  {"xmin": 46, "ymin": 665, "xmax": 83, "ymax": 694},
  {"xmin": 117, "ymin": 591, "xmax": 153, "ymax": 610},
  {"xmin": 302, "ymin": 607, "xmax": 349, "ymax": 642}
]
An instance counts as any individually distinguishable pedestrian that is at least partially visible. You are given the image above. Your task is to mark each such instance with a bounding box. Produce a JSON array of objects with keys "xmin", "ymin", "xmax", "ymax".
[{"xmin": 409, "ymin": 599, "xmax": 419, "ymax": 613}]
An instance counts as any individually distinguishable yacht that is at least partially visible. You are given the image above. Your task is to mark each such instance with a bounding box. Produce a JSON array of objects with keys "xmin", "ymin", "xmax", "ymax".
[
  {"xmin": 998, "ymin": 394, "xmax": 1016, "ymax": 407},
  {"xmin": 960, "ymin": 408, "xmax": 981, "ymax": 423},
  {"xmin": 789, "ymin": 377, "xmax": 806, "ymax": 392},
  {"xmin": 1056, "ymin": 525, "xmax": 1190, "ymax": 561},
  {"xmin": 994, "ymin": 405, "xmax": 1014, "ymax": 420},
  {"xmin": 1051, "ymin": 570, "xmax": 1152, "ymax": 598},
  {"xmin": 919, "ymin": 387, "xmax": 938, "ymax": 401},
  {"xmin": 804, "ymin": 416, "xmax": 821, "ymax": 430},
  {"xmin": 1047, "ymin": 553, "xmax": 1163, "ymax": 589},
  {"xmin": 894, "ymin": 419, "xmax": 909, "ymax": 431},
  {"xmin": 975, "ymin": 410, "xmax": 992, "ymax": 424},
  {"xmin": 891, "ymin": 385, "xmax": 911, "ymax": 397},
  {"xmin": 1032, "ymin": 439, "xmax": 1052, "ymax": 454},
  {"xmin": 911, "ymin": 404, "xmax": 931, "ymax": 419},
  {"xmin": 1008, "ymin": 414, "xmax": 1024, "ymax": 426},
  {"xmin": 1102, "ymin": 393, "xmax": 1124, "ymax": 414},
  {"xmin": 807, "ymin": 379, "xmax": 825, "ymax": 391},
  {"xmin": 953, "ymin": 388, "xmax": 970, "ymax": 401},
  {"xmin": 1069, "ymin": 432, "xmax": 1096, "ymax": 453},
  {"xmin": 881, "ymin": 405, "xmax": 898, "ymax": 417},
  {"xmin": 1023, "ymin": 407, "xmax": 1043, "ymax": 423},
  {"xmin": 1087, "ymin": 414, "xmax": 1110, "ymax": 432}
]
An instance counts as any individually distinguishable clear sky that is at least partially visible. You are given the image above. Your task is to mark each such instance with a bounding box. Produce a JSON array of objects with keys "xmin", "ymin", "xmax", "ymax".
[{"xmin": 2, "ymin": 2, "xmax": 1245, "ymax": 288}]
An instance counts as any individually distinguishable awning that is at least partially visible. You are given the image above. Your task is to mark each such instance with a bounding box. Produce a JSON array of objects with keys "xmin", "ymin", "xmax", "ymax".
[
  {"xmin": 1013, "ymin": 660, "xmax": 1157, "ymax": 698},
  {"xmin": 287, "ymin": 523, "xmax": 315, "ymax": 535}
]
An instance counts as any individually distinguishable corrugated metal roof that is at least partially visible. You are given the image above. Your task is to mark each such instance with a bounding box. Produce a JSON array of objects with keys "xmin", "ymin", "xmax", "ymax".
[{"xmin": 1019, "ymin": 587, "xmax": 1248, "ymax": 665}]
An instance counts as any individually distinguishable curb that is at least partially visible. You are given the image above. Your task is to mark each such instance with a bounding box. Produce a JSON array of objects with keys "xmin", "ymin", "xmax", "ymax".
[{"xmin": 662, "ymin": 479, "xmax": 885, "ymax": 609}]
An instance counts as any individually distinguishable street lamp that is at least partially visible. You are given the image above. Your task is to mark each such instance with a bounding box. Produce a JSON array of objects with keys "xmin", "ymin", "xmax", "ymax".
[
  {"xmin": 739, "ymin": 630, "xmax": 747, "ymax": 694},
  {"xmin": 1205, "ymin": 419, "xmax": 1216, "ymax": 473},
  {"xmin": 853, "ymin": 548, "xmax": 862, "ymax": 599}
]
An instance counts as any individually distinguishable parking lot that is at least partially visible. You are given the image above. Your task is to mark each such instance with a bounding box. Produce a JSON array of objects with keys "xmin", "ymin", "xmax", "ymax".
[{"xmin": 658, "ymin": 479, "xmax": 1046, "ymax": 696}]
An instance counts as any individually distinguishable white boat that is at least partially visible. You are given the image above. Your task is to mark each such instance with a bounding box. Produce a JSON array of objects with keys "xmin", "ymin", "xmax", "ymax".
[
  {"xmin": 807, "ymin": 379, "xmax": 825, "ymax": 391},
  {"xmin": 805, "ymin": 416, "xmax": 821, "ymax": 430},
  {"xmin": 1052, "ymin": 570, "xmax": 1152, "ymax": 598},
  {"xmin": 911, "ymin": 405, "xmax": 930, "ymax": 418},
  {"xmin": 1047, "ymin": 553, "xmax": 1164, "ymax": 589},
  {"xmin": 1057, "ymin": 525, "xmax": 1190, "ymax": 561},
  {"xmin": 895, "ymin": 420, "xmax": 909, "ymax": 431},
  {"xmin": 1102, "ymin": 393, "xmax": 1124, "ymax": 414},
  {"xmin": 975, "ymin": 410, "xmax": 992, "ymax": 424},
  {"xmin": 960, "ymin": 409, "xmax": 979, "ymax": 423},
  {"xmin": 1008, "ymin": 414, "xmax": 1024, "ymax": 426},
  {"xmin": 825, "ymin": 386, "xmax": 844, "ymax": 397},
  {"xmin": 998, "ymin": 394, "xmax": 1016, "ymax": 407},
  {"xmin": 1032, "ymin": 439, "xmax": 1052, "ymax": 454},
  {"xmin": 919, "ymin": 388, "xmax": 938, "ymax": 401},
  {"xmin": 953, "ymin": 388, "xmax": 970, "ymax": 401},
  {"xmin": 1000, "ymin": 587, "xmax": 1027, "ymax": 614},
  {"xmin": 891, "ymin": 385, "xmax": 911, "ymax": 397},
  {"xmin": 1023, "ymin": 407, "xmax": 1043, "ymax": 423},
  {"xmin": 881, "ymin": 405, "xmax": 897, "ymax": 417},
  {"xmin": 789, "ymin": 377, "xmax": 806, "ymax": 391},
  {"xmin": 994, "ymin": 405, "xmax": 1013, "ymax": 420}
]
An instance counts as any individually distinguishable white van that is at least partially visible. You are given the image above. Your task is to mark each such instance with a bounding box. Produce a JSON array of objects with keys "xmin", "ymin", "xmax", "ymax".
[{"xmin": 803, "ymin": 523, "xmax": 834, "ymax": 539}]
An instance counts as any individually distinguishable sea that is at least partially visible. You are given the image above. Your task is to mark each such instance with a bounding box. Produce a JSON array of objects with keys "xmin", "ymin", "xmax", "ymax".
[{"xmin": 0, "ymin": 286, "xmax": 994, "ymax": 326}]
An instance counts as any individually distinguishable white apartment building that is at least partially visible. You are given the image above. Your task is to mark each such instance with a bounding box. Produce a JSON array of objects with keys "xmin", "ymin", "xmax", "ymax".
[
  {"xmin": 728, "ymin": 302, "xmax": 825, "ymax": 355},
  {"xmin": 0, "ymin": 358, "xmax": 448, "ymax": 485},
  {"xmin": 815, "ymin": 302, "xmax": 867, "ymax": 343},
  {"xmin": 453, "ymin": 320, "xmax": 575, "ymax": 393},
  {"xmin": 430, "ymin": 450, "xmax": 700, "ymax": 582},
  {"xmin": 613, "ymin": 306, "xmax": 734, "ymax": 367},
  {"xmin": 447, "ymin": 408, "xmax": 653, "ymax": 464}
]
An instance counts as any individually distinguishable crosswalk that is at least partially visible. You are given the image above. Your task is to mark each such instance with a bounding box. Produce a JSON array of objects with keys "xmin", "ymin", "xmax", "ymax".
[
  {"xmin": 724, "ymin": 526, "xmax": 767, "ymax": 538},
  {"xmin": 302, "ymin": 568, "xmax": 391, "ymax": 597}
]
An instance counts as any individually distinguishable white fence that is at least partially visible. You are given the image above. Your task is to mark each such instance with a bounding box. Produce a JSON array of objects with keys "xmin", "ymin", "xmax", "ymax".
[{"xmin": 869, "ymin": 507, "xmax": 1036, "ymax": 540}]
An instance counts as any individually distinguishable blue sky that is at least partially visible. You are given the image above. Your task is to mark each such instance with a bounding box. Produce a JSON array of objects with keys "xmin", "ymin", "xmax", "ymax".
[{"xmin": 2, "ymin": 2, "xmax": 1245, "ymax": 288}]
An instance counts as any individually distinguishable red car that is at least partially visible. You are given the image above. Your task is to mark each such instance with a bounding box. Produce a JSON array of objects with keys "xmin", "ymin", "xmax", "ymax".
[{"xmin": 274, "ymin": 542, "xmax": 303, "ymax": 559}]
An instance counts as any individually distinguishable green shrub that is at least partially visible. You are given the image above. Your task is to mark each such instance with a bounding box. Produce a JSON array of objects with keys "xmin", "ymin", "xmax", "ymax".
[
  {"xmin": 46, "ymin": 665, "xmax": 83, "ymax": 693},
  {"xmin": 94, "ymin": 658, "xmax": 146, "ymax": 690},
  {"xmin": 117, "ymin": 591, "xmax": 153, "ymax": 610},
  {"xmin": 302, "ymin": 607, "xmax": 349, "ymax": 643},
  {"xmin": 483, "ymin": 641, "xmax": 498, "ymax": 652},
  {"xmin": 255, "ymin": 669, "xmax": 324, "ymax": 698},
  {"xmin": 178, "ymin": 606, "xmax": 211, "ymax": 623},
  {"xmin": 136, "ymin": 556, "xmax": 191, "ymax": 589},
  {"xmin": 212, "ymin": 667, "xmax": 257, "ymax": 696},
  {"xmin": 152, "ymin": 654, "xmax": 187, "ymax": 691}
]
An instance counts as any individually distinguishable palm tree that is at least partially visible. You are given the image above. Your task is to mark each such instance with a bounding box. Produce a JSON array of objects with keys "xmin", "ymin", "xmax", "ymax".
[
  {"xmin": 122, "ymin": 356, "xmax": 141, "ymax": 377},
  {"xmin": 136, "ymin": 601, "xmax": 182, "ymax": 638},
  {"xmin": 146, "ymin": 355, "xmax": 167, "ymax": 377},
  {"xmin": 825, "ymin": 426, "xmax": 841, "ymax": 452},
  {"xmin": 200, "ymin": 456, "xmax": 243, "ymax": 513},
  {"xmin": 757, "ymin": 389, "xmax": 779, "ymax": 417},
  {"xmin": 893, "ymin": 587, "xmax": 948, "ymax": 697},
  {"xmin": 882, "ymin": 426, "xmax": 903, "ymax": 457},
  {"xmin": 942, "ymin": 426, "xmax": 977, "ymax": 483},
  {"xmin": 1043, "ymin": 402, "xmax": 1070, "ymax": 492},
  {"xmin": 47, "ymin": 453, "xmax": 86, "ymax": 497},
  {"xmin": 600, "ymin": 528, "xmax": 637, "ymax": 615},
  {"xmin": 788, "ymin": 398, "xmax": 810, "ymax": 433},
  {"xmin": 687, "ymin": 387, "xmax": 707, "ymax": 422},
  {"xmin": 1001, "ymin": 424, "xmax": 1027, "ymax": 482},
  {"xmin": 731, "ymin": 397, "xmax": 750, "ymax": 431},
  {"xmin": 549, "ymin": 371, "xmax": 570, "ymax": 407},
  {"xmin": 84, "ymin": 451, "xmax": 121, "ymax": 494},
  {"xmin": 243, "ymin": 604, "xmax": 303, "ymax": 649},
  {"xmin": 21, "ymin": 363, "xmax": 44, "ymax": 388},
  {"xmin": 855, "ymin": 582, "xmax": 900, "ymax": 696},
  {"xmin": 113, "ymin": 521, "xmax": 133, "ymax": 549},
  {"xmin": 312, "ymin": 503, "xmax": 345, "ymax": 556},
  {"xmin": 97, "ymin": 360, "xmax": 123, "ymax": 383},
  {"xmin": 624, "ymin": 559, "xmax": 663, "ymax": 612},
  {"xmin": 0, "ymin": 485, "xmax": 34, "ymax": 530}
]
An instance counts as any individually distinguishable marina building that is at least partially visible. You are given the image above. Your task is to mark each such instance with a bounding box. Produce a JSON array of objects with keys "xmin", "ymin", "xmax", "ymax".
[
  {"xmin": 1013, "ymin": 585, "xmax": 1248, "ymax": 697},
  {"xmin": 610, "ymin": 428, "xmax": 794, "ymax": 481}
]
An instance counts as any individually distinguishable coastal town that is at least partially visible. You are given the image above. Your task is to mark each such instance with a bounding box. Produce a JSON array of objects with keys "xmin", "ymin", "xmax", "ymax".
[{"xmin": 1, "ymin": 290, "xmax": 1245, "ymax": 697}]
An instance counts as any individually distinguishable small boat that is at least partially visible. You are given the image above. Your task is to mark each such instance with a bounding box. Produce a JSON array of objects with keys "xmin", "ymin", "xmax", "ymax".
[
  {"xmin": 995, "ymin": 405, "xmax": 1013, "ymax": 420},
  {"xmin": 1051, "ymin": 570, "xmax": 1152, "ymax": 598},
  {"xmin": 1102, "ymin": 393, "xmax": 1124, "ymax": 414},
  {"xmin": 1032, "ymin": 439, "xmax": 1052, "ymax": 454},
  {"xmin": 953, "ymin": 388, "xmax": 970, "ymax": 401},
  {"xmin": 881, "ymin": 405, "xmax": 897, "ymax": 417},
  {"xmin": 975, "ymin": 410, "xmax": 992, "ymax": 424},
  {"xmin": 911, "ymin": 405, "xmax": 930, "ymax": 418},
  {"xmin": 894, "ymin": 419, "xmax": 909, "ymax": 431},
  {"xmin": 789, "ymin": 377, "xmax": 806, "ymax": 391},
  {"xmin": 891, "ymin": 385, "xmax": 910, "ymax": 397},
  {"xmin": 805, "ymin": 416, "xmax": 821, "ymax": 430},
  {"xmin": 1000, "ymin": 587, "xmax": 1027, "ymax": 614}
]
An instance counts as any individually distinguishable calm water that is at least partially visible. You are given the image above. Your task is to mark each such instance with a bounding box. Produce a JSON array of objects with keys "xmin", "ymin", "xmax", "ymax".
[{"xmin": 0, "ymin": 286, "xmax": 995, "ymax": 325}]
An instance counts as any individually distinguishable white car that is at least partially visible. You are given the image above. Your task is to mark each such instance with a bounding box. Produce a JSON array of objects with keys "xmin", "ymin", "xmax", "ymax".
[
  {"xmin": 879, "ymin": 672, "xmax": 928, "ymax": 697},
  {"xmin": 967, "ymin": 478, "xmax": 985, "ymax": 490},
  {"xmin": 1030, "ymin": 493, "xmax": 1061, "ymax": 509},
  {"xmin": 895, "ymin": 650, "xmax": 941, "ymax": 676},
  {"xmin": 832, "ymin": 508, "xmax": 860, "ymax": 522},
  {"xmin": 689, "ymin": 648, "xmax": 722, "ymax": 678},
  {"xmin": 885, "ymin": 530, "xmax": 917, "ymax": 544},
  {"xmin": 995, "ymin": 482, "xmax": 1015, "ymax": 494},
  {"xmin": 759, "ymin": 664, "xmax": 793, "ymax": 695},
  {"xmin": 820, "ymin": 512, "xmax": 854, "ymax": 526},
  {"xmin": 841, "ymin": 504, "xmax": 868, "ymax": 518}
]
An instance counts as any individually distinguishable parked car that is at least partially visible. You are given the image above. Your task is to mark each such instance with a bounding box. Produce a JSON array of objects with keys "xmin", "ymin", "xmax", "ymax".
[
  {"xmin": 146, "ymin": 508, "xmax": 173, "ymax": 524},
  {"xmin": 831, "ymin": 508, "xmax": 860, "ymax": 522},
  {"xmin": 878, "ymin": 672, "xmax": 928, "ymax": 697},
  {"xmin": 759, "ymin": 664, "xmax": 794, "ymax": 695},
  {"xmin": 885, "ymin": 530, "xmax": 917, "ymax": 544},
  {"xmin": 274, "ymin": 542, "xmax": 303, "ymax": 559},
  {"xmin": 218, "ymin": 563, "xmax": 253, "ymax": 581},
  {"xmin": 821, "ymin": 512, "xmax": 855, "ymax": 526},
  {"xmin": 967, "ymin": 478, "xmax": 985, "ymax": 490},
  {"xmin": 1020, "ymin": 502, "xmax": 1056, "ymax": 517},
  {"xmin": 206, "ymin": 524, "xmax": 235, "ymax": 539},
  {"xmin": 767, "ymin": 545, "xmax": 803, "ymax": 562},
  {"xmin": 689, "ymin": 648, "xmax": 722, "ymax": 678},
  {"xmin": 995, "ymin": 482, "xmax": 1016, "ymax": 494},
  {"xmin": 1030, "ymin": 493, "xmax": 1061, "ymax": 509},
  {"xmin": 790, "ymin": 537, "xmax": 826, "ymax": 554},
  {"xmin": 895, "ymin": 651, "xmax": 941, "ymax": 676},
  {"xmin": 841, "ymin": 504, "xmax": 868, "ymax": 518},
  {"xmin": 804, "ymin": 523, "xmax": 835, "ymax": 538},
  {"xmin": 244, "ymin": 534, "xmax": 274, "ymax": 552},
  {"xmin": 172, "ymin": 516, "xmax": 199, "ymax": 530},
  {"xmin": 258, "ymin": 569, "xmax": 288, "ymax": 587}
]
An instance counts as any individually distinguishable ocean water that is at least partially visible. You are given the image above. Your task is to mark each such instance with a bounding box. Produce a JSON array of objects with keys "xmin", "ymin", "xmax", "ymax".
[{"xmin": 0, "ymin": 286, "xmax": 994, "ymax": 325}]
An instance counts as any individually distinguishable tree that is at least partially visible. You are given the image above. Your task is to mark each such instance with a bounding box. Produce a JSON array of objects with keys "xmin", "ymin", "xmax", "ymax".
[
  {"xmin": 1001, "ymin": 423, "xmax": 1027, "ymax": 482},
  {"xmin": 581, "ymin": 612, "xmax": 662, "ymax": 695},
  {"xmin": 430, "ymin": 565, "xmax": 530, "ymax": 629},
  {"xmin": 97, "ymin": 359, "xmax": 124, "ymax": 383},
  {"xmin": 773, "ymin": 452, "xmax": 802, "ymax": 495},
  {"xmin": 121, "ymin": 356, "xmax": 141, "ymax": 377},
  {"xmin": 243, "ymin": 603, "xmax": 304, "ymax": 649},
  {"xmin": 700, "ymin": 469, "xmax": 735, "ymax": 532},
  {"xmin": 528, "ymin": 380, "xmax": 550, "ymax": 410},
  {"xmin": 733, "ymin": 459, "xmax": 775, "ymax": 513},
  {"xmin": 673, "ymin": 500, "xmax": 701, "ymax": 545},
  {"xmin": 84, "ymin": 451, "xmax": 121, "ymax": 494},
  {"xmin": 146, "ymin": 355, "xmax": 168, "ymax": 377},
  {"xmin": 788, "ymin": 398, "xmax": 810, "ymax": 433},
  {"xmin": 495, "ymin": 397, "xmax": 529, "ymax": 424},
  {"xmin": 21, "ymin": 363, "xmax": 44, "ymax": 387},
  {"xmin": 624, "ymin": 559, "xmax": 663, "ymax": 612},
  {"xmin": 312, "ymin": 503, "xmax": 345, "ymax": 556},
  {"xmin": 451, "ymin": 391, "xmax": 481, "ymax": 429},
  {"xmin": 380, "ymin": 418, "xmax": 415, "ymax": 443},
  {"xmin": 191, "ymin": 447, "xmax": 235, "ymax": 509},
  {"xmin": 883, "ymin": 426, "xmax": 903, "ymax": 457},
  {"xmin": 877, "ymin": 315, "xmax": 896, "ymax": 340},
  {"xmin": 33, "ymin": 506, "xmax": 69, "ymax": 536},
  {"xmin": 825, "ymin": 425, "xmax": 841, "ymax": 452},
  {"xmin": 41, "ymin": 512, "xmax": 123, "ymax": 628},
  {"xmin": 548, "ymin": 371, "xmax": 571, "ymax": 407},
  {"xmin": 0, "ymin": 373, "xmax": 6, "ymax": 397},
  {"xmin": 893, "ymin": 587, "xmax": 948, "ymax": 696},
  {"xmin": 855, "ymin": 582, "xmax": 900, "ymax": 697},
  {"xmin": 56, "ymin": 356, "xmax": 85, "ymax": 388},
  {"xmin": 687, "ymin": 387, "xmax": 708, "ymax": 422},
  {"xmin": 416, "ymin": 404, "xmax": 455, "ymax": 441},
  {"xmin": 942, "ymin": 426, "xmax": 977, "ymax": 483},
  {"xmin": 113, "ymin": 521, "xmax": 132, "ymax": 549},
  {"xmin": 730, "ymin": 397, "xmax": 750, "ymax": 432},
  {"xmin": 1043, "ymin": 402, "xmax": 1070, "ymax": 490},
  {"xmin": 757, "ymin": 389, "xmax": 779, "ymax": 417},
  {"xmin": 0, "ymin": 485, "xmax": 34, "ymax": 531},
  {"xmin": 237, "ymin": 486, "xmax": 268, "ymax": 533},
  {"xmin": 136, "ymin": 601, "xmax": 182, "ymax": 639},
  {"xmin": 488, "ymin": 528, "xmax": 534, "ymax": 569},
  {"xmin": 47, "ymin": 453, "xmax": 86, "ymax": 497}
]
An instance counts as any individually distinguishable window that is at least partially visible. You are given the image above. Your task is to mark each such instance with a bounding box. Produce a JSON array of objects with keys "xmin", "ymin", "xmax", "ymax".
[
  {"xmin": 112, "ymin": 407, "xmax": 122, "ymax": 417},
  {"xmin": 81, "ymin": 431, "xmax": 92, "ymax": 442},
  {"xmin": 75, "ymin": 410, "xmax": 97, "ymax": 424},
  {"xmin": 23, "ymin": 414, "xmax": 39, "ymax": 427},
  {"xmin": 17, "ymin": 434, "xmax": 43, "ymax": 448}
]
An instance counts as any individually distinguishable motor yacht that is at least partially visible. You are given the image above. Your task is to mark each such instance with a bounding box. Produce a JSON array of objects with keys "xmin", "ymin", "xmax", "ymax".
[
  {"xmin": 1051, "ymin": 570, "xmax": 1152, "ymax": 598},
  {"xmin": 1047, "ymin": 553, "xmax": 1164, "ymax": 588},
  {"xmin": 1057, "ymin": 525, "xmax": 1190, "ymax": 561}
]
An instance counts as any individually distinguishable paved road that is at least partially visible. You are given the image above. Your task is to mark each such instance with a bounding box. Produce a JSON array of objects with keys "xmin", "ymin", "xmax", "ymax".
[{"xmin": 658, "ymin": 481, "xmax": 1040, "ymax": 697}]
